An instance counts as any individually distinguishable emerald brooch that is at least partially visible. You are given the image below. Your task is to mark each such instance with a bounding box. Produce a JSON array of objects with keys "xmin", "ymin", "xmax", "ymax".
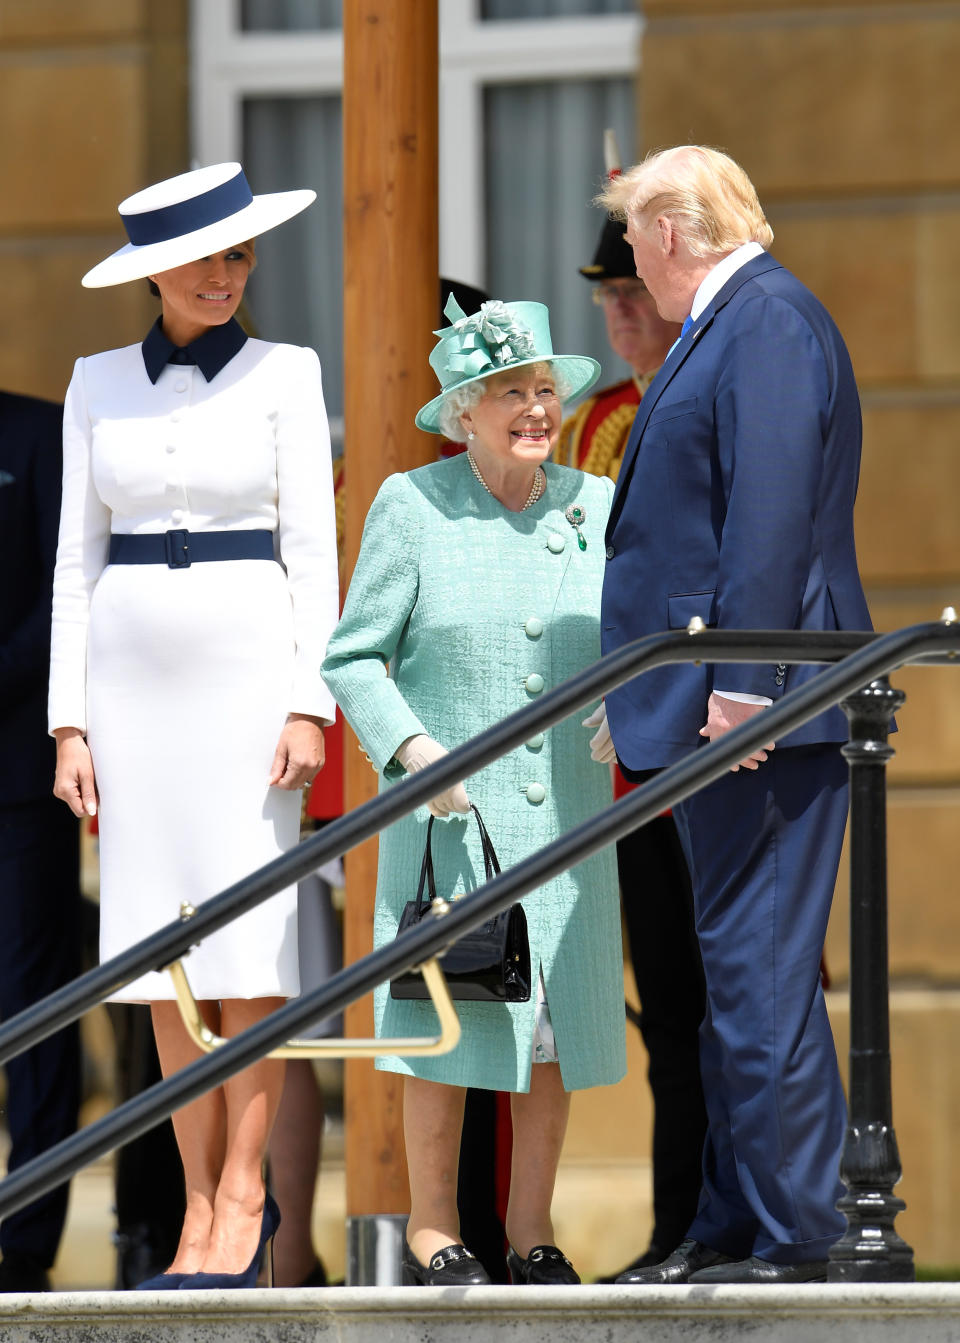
[{"xmin": 565, "ymin": 504, "xmax": 587, "ymax": 551}]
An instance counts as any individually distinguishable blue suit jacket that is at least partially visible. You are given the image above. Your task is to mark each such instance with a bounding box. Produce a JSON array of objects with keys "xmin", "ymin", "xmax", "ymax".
[
  {"xmin": 0, "ymin": 391, "xmax": 64, "ymax": 805},
  {"xmin": 602, "ymin": 252, "xmax": 872, "ymax": 769}
]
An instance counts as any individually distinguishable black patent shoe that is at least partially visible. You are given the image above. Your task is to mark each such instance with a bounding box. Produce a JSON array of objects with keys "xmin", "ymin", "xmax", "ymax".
[
  {"xmin": 689, "ymin": 1255, "xmax": 828, "ymax": 1284},
  {"xmin": 596, "ymin": 1243, "xmax": 667, "ymax": 1284},
  {"xmin": 507, "ymin": 1244, "xmax": 580, "ymax": 1285},
  {"xmin": 616, "ymin": 1238, "xmax": 733, "ymax": 1285},
  {"xmin": 402, "ymin": 1239, "xmax": 491, "ymax": 1286}
]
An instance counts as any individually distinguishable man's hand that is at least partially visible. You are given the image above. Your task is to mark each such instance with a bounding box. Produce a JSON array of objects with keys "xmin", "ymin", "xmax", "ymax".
[{"xmin": 699, "ymin": 693, "xmax": 775, "ymax": 772}]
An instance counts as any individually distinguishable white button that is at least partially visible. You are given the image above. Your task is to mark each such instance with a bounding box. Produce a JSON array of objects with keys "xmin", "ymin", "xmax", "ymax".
[
  {"xmin": 174, "ymin": 380, "xmax": 188, "ymax": 393},
  {"xmin": 170, "ymin": 411, "xmax": 182, "ymax": 423},
  {"xmin": 525, "ymin": 782, "xmax": 546, "ymax": 804},
  {"xmin": 171, "ymin": 509, "xmax": 184, "ymax": 524},
  {"xmin": 524, "ymin": 617, "xmax": 544, "ymax": 638},
  {"xmin": 547, "ymin": 533, "xmax": 565, "ymax": 554},
  {"xmin": 165, "ymin": 444, "xmax": 176, "ymax": 454},
  {"xmin": 526, "ymin": 733, "xmax": 544, "ymax": 751},
  {"xmin": 524, "ymin": 673, "xmax": 544, "ymax": 694}
]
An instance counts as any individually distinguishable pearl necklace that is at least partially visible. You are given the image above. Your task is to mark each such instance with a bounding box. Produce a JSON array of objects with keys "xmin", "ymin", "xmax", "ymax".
[{"xmin": 467, "ymin": 450, "xmax": 545, "ymax": 511}]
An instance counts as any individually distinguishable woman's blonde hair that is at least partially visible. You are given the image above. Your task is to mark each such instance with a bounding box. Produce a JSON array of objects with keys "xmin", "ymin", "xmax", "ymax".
[{"xmin": 596, "ymin": 145, "xmax": 773, "ymax": 258}]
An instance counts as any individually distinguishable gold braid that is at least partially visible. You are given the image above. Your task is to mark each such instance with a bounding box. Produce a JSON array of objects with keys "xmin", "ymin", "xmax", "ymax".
[
  {"xmin": 579, "ymin": 403, "xmax": 640, "ymax": 482},
  {"xmin": 566, "ymin": 373, "xmax": 656, "ymax": 482}
]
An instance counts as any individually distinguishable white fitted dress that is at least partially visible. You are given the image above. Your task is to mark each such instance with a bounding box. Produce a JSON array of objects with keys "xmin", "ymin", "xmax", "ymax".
[{"xmin": 49, "ymin": 334, "xmax": 339, "ymax": 1002}]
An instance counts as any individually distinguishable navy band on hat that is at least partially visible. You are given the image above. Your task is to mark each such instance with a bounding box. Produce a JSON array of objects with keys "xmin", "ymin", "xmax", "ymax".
[{"xmin": 122, "ymin": 169, "xmax": 253, "ymax": 247}]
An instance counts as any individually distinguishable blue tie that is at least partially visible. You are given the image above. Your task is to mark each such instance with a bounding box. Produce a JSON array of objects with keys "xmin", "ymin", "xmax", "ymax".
[{"xmin": 667, "ymin": 315, "xmax": 695, "ymax": 359}]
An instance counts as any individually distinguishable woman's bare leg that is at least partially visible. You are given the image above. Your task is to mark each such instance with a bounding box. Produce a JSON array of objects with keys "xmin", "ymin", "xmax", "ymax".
[
  {"xmin": 151, "ymin": 999, "xmax": 225, "ymax": 1274},
  {"xmin": 504, "ymin": 1062, "xmax": 570, "ymax": 1257},
  {"xmin": 199, "ymin": 997, "xmax": 286, "ymax": 1275},
  {"xmin": 268, "ymin": 1059, "xmax": 324, "ymax": 1286},
  {"xmin": 403, "ymin": 1076, "xmax": 467, "ymax": 1265}
]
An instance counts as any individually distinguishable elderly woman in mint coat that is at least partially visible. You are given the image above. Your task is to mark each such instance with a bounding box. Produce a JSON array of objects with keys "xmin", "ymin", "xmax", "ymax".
[{"xmin": 322, "ymin": 297, "xmax": 625, "ymax": 1289}]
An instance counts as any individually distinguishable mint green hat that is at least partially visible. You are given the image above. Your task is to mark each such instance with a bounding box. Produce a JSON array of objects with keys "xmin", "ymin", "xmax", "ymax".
[{"xmin": 415, "ymin": 294, "xmax": 600, "ymax": 434}]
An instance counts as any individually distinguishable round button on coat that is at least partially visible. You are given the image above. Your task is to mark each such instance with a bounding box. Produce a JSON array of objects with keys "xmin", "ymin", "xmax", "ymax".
[
  {"xmin": 524, "ymin": 617, "xmax": 544, "ymax": 638},
  {"xmin": 171, "ymin": 509, "xmax": 184, "ymax": 524},
  {"xmin": 525, "ymin": 782, "xmax": 546, "ymax": 804},
  {"xmin": 605, "ymin": 544, "xmax": 615, "ymax": 560},
  {"xmin": 547, "ymin": 533, "xmax": 565, "ymax": 554},
  {"xmin": 526, "ymin": 733, "xmax": 544, "ymax": 750},
  {"xmin": 524, "ymin": 673, "xmax": 544, "ymax": 694}
]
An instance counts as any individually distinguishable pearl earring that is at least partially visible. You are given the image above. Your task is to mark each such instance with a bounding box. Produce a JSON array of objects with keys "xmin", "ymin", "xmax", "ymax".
[{"xmin": 467, "ymin": 431, "xmax": 475, "ymax": 441}]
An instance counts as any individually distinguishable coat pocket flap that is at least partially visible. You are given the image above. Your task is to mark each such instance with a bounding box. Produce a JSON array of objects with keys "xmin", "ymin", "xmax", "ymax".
[
  {"xmin": 667, "ymin": 591, "xmax": 716, "ymax": 629},
  {"xmin": 647, "ymin": 396, "xmax": 698, "ymax": 425}
]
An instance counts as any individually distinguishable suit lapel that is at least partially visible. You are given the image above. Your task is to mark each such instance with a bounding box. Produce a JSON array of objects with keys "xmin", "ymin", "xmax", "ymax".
[
  {"xmin": 607, "ymin": 253, "xmax": 783, "ymax": 537},
  {"xmin": 607, "ymin": 326, "xmax": 708, "ymax": 534}
]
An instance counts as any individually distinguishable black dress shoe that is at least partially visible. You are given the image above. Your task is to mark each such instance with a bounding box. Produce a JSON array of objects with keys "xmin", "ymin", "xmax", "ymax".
[
  {"xmin": 507, "ymin": 1244, "xmax": 580, "ymax": 1285},
  {"xmin": 616, "ymin": 1238, "xmax": 733, "ymax": 1285},
  {"xmin": 401, "ymin": 1240, "xmax": 491, "ymax": 1286},
  {"xmin": 0, "ymin": 1252, "xmax": 51, "ymax": 1293},
  {"xmin": 689, "ymin": 1256, "xmax": 828, "ymax": 1284},
  {"xmin": 596, "ymin": 1243, "xmax": 667, "ymax": 1284}
]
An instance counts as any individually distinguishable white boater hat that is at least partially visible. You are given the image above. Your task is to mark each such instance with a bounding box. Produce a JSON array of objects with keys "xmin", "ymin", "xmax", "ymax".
[{"xmin": 81, "ymin": 162, "xmax": 316, "ymax": 289}]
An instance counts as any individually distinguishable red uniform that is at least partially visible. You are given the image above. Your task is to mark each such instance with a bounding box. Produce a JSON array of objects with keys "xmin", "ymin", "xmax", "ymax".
[{"xmin": 558, "ymin": 375, "xmax": 650, "ymax": 801}]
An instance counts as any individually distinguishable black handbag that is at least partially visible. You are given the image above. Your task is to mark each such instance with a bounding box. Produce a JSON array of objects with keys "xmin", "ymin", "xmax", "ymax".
[{"xmin": 390, "ymin": 805, "xmax": 531, "ymax": 1002}]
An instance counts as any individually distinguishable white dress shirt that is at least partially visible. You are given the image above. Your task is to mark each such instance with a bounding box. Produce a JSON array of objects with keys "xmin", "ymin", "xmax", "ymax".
[{"xmin": 690, "ymin": 240, "xmax": 770, "ymax": 707}]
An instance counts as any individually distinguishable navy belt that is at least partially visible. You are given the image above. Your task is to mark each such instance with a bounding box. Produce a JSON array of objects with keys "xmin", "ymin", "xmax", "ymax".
[{"xmin": 108, "ymin": 529, "xmax": 275, "ymax": 569}]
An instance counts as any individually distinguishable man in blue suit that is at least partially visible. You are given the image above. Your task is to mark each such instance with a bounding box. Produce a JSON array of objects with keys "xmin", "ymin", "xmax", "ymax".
[
  {"xmin": 594, "ymin": 146, "xmax": 872, "ymax": 1284},
  {"xmin": 0, "ymin": 389, "xmax": 81, "ymax": 1291}
]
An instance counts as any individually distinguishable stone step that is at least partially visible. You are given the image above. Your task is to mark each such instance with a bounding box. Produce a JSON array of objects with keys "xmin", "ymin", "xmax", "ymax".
[{"xmin": 1, "ymin": 1284, "xmax": 959, "ymax": 1343}]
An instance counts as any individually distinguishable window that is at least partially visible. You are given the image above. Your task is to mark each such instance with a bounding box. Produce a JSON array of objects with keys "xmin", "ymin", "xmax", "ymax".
[{"xmin": 192, "ymin": 0, "xmax": 643, "ymax": 436}]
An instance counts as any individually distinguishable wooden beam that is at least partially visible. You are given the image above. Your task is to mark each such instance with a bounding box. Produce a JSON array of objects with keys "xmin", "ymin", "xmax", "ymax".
[{"xmin": 342, "ymin": 0, "xmax": 439, "ymax": 1219}]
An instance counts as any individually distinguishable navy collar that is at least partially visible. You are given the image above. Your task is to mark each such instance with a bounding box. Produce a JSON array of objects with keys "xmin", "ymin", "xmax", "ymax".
[{"xmin": 141, "ymin": 316, "xmax": 248, "ymax": 384}]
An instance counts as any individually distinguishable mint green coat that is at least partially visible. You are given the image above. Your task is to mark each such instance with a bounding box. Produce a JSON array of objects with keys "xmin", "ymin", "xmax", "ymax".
[{"xmin": 321, "ymin": 456, "xmax": 625, "ymax": 1092}]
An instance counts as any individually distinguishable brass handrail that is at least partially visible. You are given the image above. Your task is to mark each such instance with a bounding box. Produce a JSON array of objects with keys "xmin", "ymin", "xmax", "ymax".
[{"xmin": 169, "ymin": 900, "xmax": 462, "ymax": 1060}]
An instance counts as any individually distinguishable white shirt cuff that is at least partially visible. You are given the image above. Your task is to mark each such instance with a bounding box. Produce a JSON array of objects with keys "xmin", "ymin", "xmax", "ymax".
[{"xmin": 714, "ymin": 690, "xmax": 773, "ymax": 707}]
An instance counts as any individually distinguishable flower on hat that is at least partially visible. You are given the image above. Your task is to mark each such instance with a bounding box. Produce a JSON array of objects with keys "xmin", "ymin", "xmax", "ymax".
[
  {"xmin": 415, "ymin": 293, "xmax": 601, "ymax": 434},
  {"xmin": 443, "ymin": 300, "xmax": 538, "ymax": 382}
]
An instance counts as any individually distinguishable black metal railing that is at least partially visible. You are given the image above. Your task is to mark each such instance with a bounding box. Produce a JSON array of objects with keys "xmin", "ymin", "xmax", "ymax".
[{"xmin": 0, "ymin": 618, "xmax": 957, "ymax": 1283}]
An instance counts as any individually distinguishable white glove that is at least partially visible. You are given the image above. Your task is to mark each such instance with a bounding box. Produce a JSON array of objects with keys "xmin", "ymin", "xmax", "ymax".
[
  {"xmin": 394, "ymin": 734, "xmax": 471, "ymax": 818},
  {"xmin": 582, "ymin": 702, "xmax": 617, "ymax": 764}
]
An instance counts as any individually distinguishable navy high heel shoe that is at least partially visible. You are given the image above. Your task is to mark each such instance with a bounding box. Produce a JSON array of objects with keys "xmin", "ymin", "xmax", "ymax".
[
  {"xmin": 135, "ymin": 1271, "xmax": 189, "ymax": 1290},
  {"xmin": 177, "ymin": 1194, "xmax": 280, "ymax": 1290}
]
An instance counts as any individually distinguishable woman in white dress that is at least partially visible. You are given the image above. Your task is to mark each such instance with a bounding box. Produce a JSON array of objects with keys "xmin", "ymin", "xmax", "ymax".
[{"xmin": 49, "ymin": 164, "xmax": 339, "ymax": 1289}]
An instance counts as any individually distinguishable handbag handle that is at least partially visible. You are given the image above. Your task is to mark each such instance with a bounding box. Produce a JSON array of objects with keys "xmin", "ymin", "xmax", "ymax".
[{"xmin": 415, "ymin": 804, "xmax": 502, "ymax": 915}]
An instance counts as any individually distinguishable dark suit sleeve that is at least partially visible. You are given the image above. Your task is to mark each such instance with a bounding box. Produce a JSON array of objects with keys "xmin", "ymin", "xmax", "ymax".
[
  {"xmin": 0, "ymin": 412, "xmax": 63, "ymax": 707},
  {"xmin": 713, "ymin": 296, "xmax": 829, "ymax": 697}
]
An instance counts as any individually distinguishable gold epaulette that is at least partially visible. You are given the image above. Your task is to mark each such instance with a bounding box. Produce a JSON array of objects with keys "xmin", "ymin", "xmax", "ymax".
[
  {"xmin": 333, "ymin": 455, "xmax": 346, "ymax": 568},
  {"xmin": 579, "ymin": 402, "xmax": 639, "ymax": 482},
  {"xmin": 557, "ymin": 398, "xmax": 592, "ymax": 470}
]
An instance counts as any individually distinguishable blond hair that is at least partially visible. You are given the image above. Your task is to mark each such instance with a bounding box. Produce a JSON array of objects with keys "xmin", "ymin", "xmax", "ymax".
[{"xmin": 596, "ymin": 145, "xmax": 773, "ymax": 259}]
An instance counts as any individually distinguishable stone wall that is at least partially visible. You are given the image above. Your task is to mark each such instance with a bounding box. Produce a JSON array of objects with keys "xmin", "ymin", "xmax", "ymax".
[
  {"xmin": 641, "ymin": 0, "xmax": 960, "ymax": 1265},
  {"xmin": 0, "ymin": 0, "xmax": 188, "ymax": 403}
]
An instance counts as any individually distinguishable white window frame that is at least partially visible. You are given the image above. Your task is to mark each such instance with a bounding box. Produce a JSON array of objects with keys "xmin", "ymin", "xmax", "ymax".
[{"xmin": 190, "ymin": 0, "xmax": 642, "ymax": 286}]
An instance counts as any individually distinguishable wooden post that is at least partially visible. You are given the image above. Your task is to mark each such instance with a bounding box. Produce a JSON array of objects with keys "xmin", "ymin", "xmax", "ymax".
[{"xmin": 342, "ymin": 0, "xmax": 439, "ymax": 1222}]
